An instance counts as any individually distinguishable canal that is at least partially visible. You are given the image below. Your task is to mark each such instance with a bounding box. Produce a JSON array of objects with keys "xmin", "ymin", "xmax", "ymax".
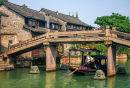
[{"xmin": 0, "ymin": 58, "xmax": 130, "ymax": 88}]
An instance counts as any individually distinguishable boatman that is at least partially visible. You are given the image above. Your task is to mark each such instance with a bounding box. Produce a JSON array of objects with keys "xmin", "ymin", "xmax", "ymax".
[
  {"xmin": 86, "ymin": 52, "xmax": 93, "ymax": 63},
  {"xmin": 85, "ymin": 52, "xmax": 93, "ymax": 69}
]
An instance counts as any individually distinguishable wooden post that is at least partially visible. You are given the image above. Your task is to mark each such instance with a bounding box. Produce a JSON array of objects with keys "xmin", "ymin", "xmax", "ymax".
[
  {"xmin": 54, "ymin": 31, "xmax": 58, "ymax": 38},
  {"xmin": 105, "ymin": 26, "xmax": 111, "ymax": 37},
  {"xmin": 69, "ymin": 51, "xmax": 70, "ymax": 66},
  {"xmin": 46, "ymin": 30, "xmax": 50, "ymax": 38},
  {"xmin": 112, "ymin": 27, "xmax": 117, "ymax": 38},
  {"xmin": 107, "ymin": 45, "xmax": 116, "ymax": 76},
  {"xmin": 46, "ymin": 45, "xmax": 56, "ymax": 71},
  {"xmin": 104, "ymin": 26, "xmax": 112, "ymax": 45}
]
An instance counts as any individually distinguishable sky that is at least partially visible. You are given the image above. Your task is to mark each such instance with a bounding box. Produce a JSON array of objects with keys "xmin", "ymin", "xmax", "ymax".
[{"xmin": 9, "ymin": 0, "xmax": 130, "ymax": 27}]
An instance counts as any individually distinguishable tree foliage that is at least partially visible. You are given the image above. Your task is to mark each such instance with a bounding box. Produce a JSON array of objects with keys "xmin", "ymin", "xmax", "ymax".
[
  {"xmin": 87, "ymin": 43, "xmax": 107, "ymax": 55},
  {"xmin": 94, "ymin": 13, "xmax": 130, "ymax": 33},
  {"xmin": 22, "ymin": 4, "xmax": 27, "ymax": 8},
  {"xmin": 76, "ymin": 12, "xmax": 78, "ymax": 18},
  {"xmin": 117, "ymin": 45, "xmax": 130, "ymax": 57},
  {"xmin": 95, "ymin": 13, "xmax": 130, "ymax": 57},
  {"xmin": 71, "ymin": 43, "xmax": 107, "ymax": 55}
]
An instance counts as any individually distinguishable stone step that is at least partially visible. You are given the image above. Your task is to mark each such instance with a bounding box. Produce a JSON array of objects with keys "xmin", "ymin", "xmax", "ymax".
[
  {"xmin": 0, "ymin": 62, "xmax": 7, "ymax": 64},
  {"xmin": 0, "ymin": 69, "xmax": 4, "ymax": 70},
  {"xmin": 0, "ymin": 66, "xmax": 13, "ymax": 68},
  {"xmin": 0, "ymin": 64, "xmax": 7, "ymax": 66},
  {"xmin": 0, "ymin": 61, "xmax": 5, "ymax": 64},
  {"xmin": 0, "ymin": 64, "xmax": 6, "ymax": 66}
]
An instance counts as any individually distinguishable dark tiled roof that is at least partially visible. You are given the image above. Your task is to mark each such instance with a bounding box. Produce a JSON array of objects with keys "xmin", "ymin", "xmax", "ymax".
[
  {"xmin": 23, "ymin": 25, "xmax": 55, "ymax": 33},
  {"xmin": 50, "ymin": 18, "xmax": 62, "ymax": 25},
  {"xmin": 0, "ymin": 11, "xmax": 9, "ymax": 17},
  {"xmin": 2, "ymin": 1, "xmax": 45, "ymax": 21},
  {"xmin": 40, "ymin": 8, "xmax": 94, "ymax": 27}
]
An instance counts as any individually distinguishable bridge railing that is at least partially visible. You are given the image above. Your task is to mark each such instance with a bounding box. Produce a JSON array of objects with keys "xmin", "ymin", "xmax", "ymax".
[
  {"xmin": 110, "ymin": 30, "xmax": 130, "ymax": 39},
  {"xmin": 7, "ymin": 26, "xmax": 130, "ymax": 52},
  {"xmin": 48, "ymin": 30, "xmax": 105, "ymax": 38},
  {"xmin": 8, "ymin": 34, "xmax": 47, "ymax": 50},
  {"xmin": 8, "ymin": 30, "xmax": 105, "ymax": 51}
]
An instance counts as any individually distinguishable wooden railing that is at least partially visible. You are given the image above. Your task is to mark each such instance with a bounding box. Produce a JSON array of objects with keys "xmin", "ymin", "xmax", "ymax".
[
  {"xmin": 8, "ymin": 27, "xmax": 130, "ymax": 52},
  {"xmin": 110, "ymin": 30, "xmax": 130, "ymax": 38},
  {"xmin": 8, "ymin": 34, "xmax": 47, "ymax": 50},
  {"xmin": 8, "ymin": 30, "xmax": 105, "ymax": 51}
]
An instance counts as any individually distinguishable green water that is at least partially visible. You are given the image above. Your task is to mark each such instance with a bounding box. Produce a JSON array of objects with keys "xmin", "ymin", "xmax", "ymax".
[{"xmin": 0, "ymin": 59, "xmax": 130, "ymax": 88}]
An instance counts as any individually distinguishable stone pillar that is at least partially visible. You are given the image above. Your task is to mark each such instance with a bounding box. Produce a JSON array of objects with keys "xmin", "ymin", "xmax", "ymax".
[
  {"xmin": 46, "ymin": 45, "xmax": 56, "ymax": 71},
  {"xmin": 112, "ymin": 45, "xmax": 116, "ymax": 66},
  {"xmin": 107, "ymin": 45, "xmax": 116, "ymax": 76},
  {"xmin": 45, "ymin": 14, "xmax": 50, "ymax": 29}
]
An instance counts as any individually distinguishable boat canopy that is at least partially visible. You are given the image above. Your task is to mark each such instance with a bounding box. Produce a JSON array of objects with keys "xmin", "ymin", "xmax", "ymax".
[
  {"xmin": 91, "ymin": 55, "xmax": 107, "ymax": 59},
  {"xmin": 69, "ymin": 49, "xmax": 101, "ymax": 52}
]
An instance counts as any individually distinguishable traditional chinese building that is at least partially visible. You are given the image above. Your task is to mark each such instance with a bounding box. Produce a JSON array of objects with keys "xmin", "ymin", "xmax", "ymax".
[
  {"xmin": 0, "ymin": 1, "xmax": 61, "ymax": 59},
  {"xmin": 0, "ymin": 1, "xmax": 94, "ymax": 60},
  {"xmin": 40, "ymin": 8, "xmax": 93, "ymax": 32}
]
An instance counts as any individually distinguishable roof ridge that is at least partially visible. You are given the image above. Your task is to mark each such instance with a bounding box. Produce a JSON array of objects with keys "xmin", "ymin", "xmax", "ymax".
[
  {"xmin": 41, "ymin": 8, "xmax": 79, "ymax": 19},
  {"xmin": 2, "ymin": 1, "xmax": 40, "ymax": 13},
  {"xmin": 41, "ymin": 8, "xmax": 94, "ymax": 27},
  {"xmin": 1, "ymin": 1, "xmax": 45, "ymax": 21}
]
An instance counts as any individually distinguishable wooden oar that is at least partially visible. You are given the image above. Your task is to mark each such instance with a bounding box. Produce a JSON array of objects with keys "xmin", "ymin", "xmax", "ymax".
[
  {"xmin": 65, "ymin": 59, "xmax": 97, "ymax": 78},
  {"xmin": 64, "ymin": 62, "xmax": 88, "ymax": 78}
]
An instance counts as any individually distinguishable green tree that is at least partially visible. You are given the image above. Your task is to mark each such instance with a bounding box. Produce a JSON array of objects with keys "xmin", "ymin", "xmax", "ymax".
[
  {"xmin": 94, "ymin": 13, "xmax": 130, "ymax": 33},
  {"xmin": 117, "ymin": 46, "xmax": 130, "ymax": 58},
  {"xmin": 69, "ymin": 12, "xmax": 71, "ymax": 16},
  {"xmin": 22, "ymin": 4, "xmax": 27, "ymax": 8},
  {"xmin": 95, "ymin": 13, "xmax": 130, "ymax": 57},
  {"xmin": 76, "ymin": 12, "xmax": 78, "ymax": 18},
  {"xmin": 71, "ymin": 43, "xmax": 107, "ymax": 55},
  {"xmin": 0, "ymin": 0, "xmax": 8, "ymax": 4},
  {"xmin": 87, "ymin": 43, "xmax": 107, "ymax": 55},
  {"xmin": 72, "ymin": 12, "xmax": 74, "ymax": 17}
]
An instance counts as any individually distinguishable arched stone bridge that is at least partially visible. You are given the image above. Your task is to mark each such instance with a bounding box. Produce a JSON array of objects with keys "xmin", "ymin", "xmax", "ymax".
[
  {"xmin": 5, "ymin": 26, "xmax": 130, "ymax": 76},
  {"xmin": 7, "ymin": 26, "xmax": 130, "ymax": 56}
]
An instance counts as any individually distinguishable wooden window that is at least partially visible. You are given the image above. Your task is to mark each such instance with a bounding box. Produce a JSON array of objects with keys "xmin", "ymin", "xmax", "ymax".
[
  {"xmin": 67, "ymin": 24, "xmax": 71, "ymax": 29},
  {"xmin": 71, "ymin": 25, "xmax": 73, "ymax": 28},
  {"xmin": 59, "ymin": 25, "xmax": 61, "ymax": 29},
  {"xmin": 80, "ymin": 26, "xmax": 82, "ymax": 29},
  {"xmin": 9, "ymin": 40, "xmax": 13, "ymax": 44},
  {"xmin": 28, "ymin": 20, "xmax": 32, "ymax": 25},
  {"xmin": 52, "ymin": 24, "xmax": 55, "ymax": 29},
  {"xmin": 76, "ymin": 26, "xmax": 79, "ymax": 29},
  {"xmin": 28, "ymin": 20, "xmax": 37, "ymax": 26},
  {"xmin": 32, "ymin": 21, "xmax": 36, "ymax": 26}
]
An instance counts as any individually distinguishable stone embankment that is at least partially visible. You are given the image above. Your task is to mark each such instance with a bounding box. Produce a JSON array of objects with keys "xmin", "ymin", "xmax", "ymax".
[{"xmin": 0, "ymin": 55, "xmax": 14, "ymax": 70}]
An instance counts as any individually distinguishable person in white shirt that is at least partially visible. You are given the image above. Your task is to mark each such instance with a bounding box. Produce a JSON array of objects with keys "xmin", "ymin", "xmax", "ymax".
[{"xmin": 86, "ymin": 52, "xmax": 93, "ymax": 63}]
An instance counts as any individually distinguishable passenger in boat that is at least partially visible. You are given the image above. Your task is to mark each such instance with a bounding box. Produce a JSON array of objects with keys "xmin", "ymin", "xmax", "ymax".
[{"xmin": 94, "ymin": 59, "xmax": 99, "ymax": 69}]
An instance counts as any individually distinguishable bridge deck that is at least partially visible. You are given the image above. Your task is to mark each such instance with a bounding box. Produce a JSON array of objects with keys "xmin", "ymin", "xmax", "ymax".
[{"xmin": 6, "ymin": 29, "xmax": 130, "ymax": 56}]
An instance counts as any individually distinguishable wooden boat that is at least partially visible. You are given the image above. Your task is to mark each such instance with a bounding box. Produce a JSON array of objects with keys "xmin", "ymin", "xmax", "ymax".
[{"xmin": 68, "ymin": 49, "xmax": 118, "ymax": 76}]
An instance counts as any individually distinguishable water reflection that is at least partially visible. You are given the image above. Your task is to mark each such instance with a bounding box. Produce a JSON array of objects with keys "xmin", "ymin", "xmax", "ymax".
[
  {"xmin": 107, "ymin": 76, "xmax": 116, "ymax": 88},
  {"xmin": 93, "ymin": 80, "xmax": 106, "ymax": 88},
  {"xmin": 45, "ymin": 71, "xmax": 56, "ymax": 88},
  {"xmin": 0, "ymin": 58, "xmax": 130, "ymax": 88}
]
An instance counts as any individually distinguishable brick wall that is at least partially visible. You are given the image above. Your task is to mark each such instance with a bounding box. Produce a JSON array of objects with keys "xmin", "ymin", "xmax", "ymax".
[{"xmin": 0, "ymin": 5, "xmax": 32, "ymax": 58}]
